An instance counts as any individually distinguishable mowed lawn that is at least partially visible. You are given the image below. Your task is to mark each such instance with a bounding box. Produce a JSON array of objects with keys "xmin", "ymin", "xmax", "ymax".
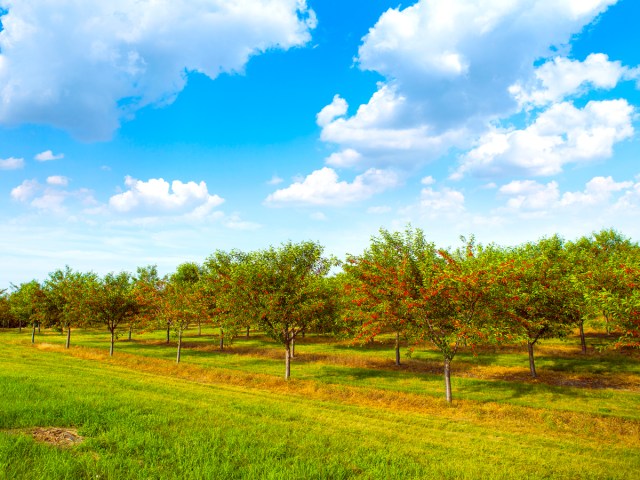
[{"xmin": 1, "ymin": 327, "xmax": 639, "ymax": 479}]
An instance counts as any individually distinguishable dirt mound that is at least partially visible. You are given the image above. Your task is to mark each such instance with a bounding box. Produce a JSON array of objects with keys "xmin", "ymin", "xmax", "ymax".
[{"xmin": 31, "ymin": 427, "xmax": 83, "ymax": 447}]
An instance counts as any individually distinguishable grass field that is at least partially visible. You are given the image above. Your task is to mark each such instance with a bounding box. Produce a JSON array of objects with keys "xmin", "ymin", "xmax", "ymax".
[{"xmin": 1, "ymin": 326, "xmax": 639, "ymax": 479}]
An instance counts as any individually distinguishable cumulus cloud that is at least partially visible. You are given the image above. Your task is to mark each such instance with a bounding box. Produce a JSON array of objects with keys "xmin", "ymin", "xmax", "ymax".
[
  {"xmin": 316, "ymin": 95, "xmax": 348, "ymax": 127},
  {"xmin": 266, "ymin": 175, "xmax": 284, "ymax": 186},
  {"xmin": 10, "ymin": 179, "xmax": 40, "ymax": 202},
  {"xmin": 320, "ymin": 84, "xmax": 467, "ymax": 168},
  {"xmin": 319, "ymin": 0, "xmax": 620, "ymax": 172},
  {"xmin": 46, "ymin": 175, "xmax": 69, "ymax": 186},
  {"xmin": 419, "ymin": 186, "xmax": 465, "ymax": 213},
  {"xmin": 10, "ymin": 178, "xmax": 94, "ymax": 213},
  {"xmin": 396, "ymin": 180, "xmax": 466, "ymax": 223},
  {"xmin": 498, "ymin": 176, "xmax": 636, "ymax": 215},
  {"xmin": 34, "ymin": 150, "xmax": 64, "ymax": 162},
  {"xmin": 0, "ymin": 0, "xmax": 316, "ymax": 140},
  {"xmin": 454, "ymin": 100, "xmax": 634, "ymax": 178},
  {"xmin": 109, "ymin": 177, "xmax": 224, "ymax": 217},
  {"xmin": 510, "ymin": 53, "xmax": 629, "ymax": 107},
  {"xmin": 356, "ymin": 0, "xmax": 617, "ymax": 129},
  {"xmin": 325, "ymin": 149, "xmax": 363, "ymax": 168},
  {"xmin": 499, "ymin": 180, "xmax": 560, "ymax": 211},
  {"xmin": 560, "ymin": 176, "xmax": 633, "ymax": 206},
  {"xmin": 0, "ymin": 157, "xmax": 24, "ymax": 170},
  {"xmin": 421, "ymin": 176, "xmax": 435, "ymax": 185},
  {"xmin": 264, "ymin": 166, "xmax": 400, "ymax": 206}
]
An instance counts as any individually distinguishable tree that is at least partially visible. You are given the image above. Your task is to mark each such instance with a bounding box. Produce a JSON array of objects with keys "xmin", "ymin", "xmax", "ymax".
[
  {"xmin": 131, "ymin": 265, "xmax": 164, "ymax": 341},
  {"xmin": 570, "ymin": 229, "xmax": 639, "ymax": 346},
  {"xmin": 411, "ymin": 237, "xmax": 508, "ymax": 402},
  {"xmin": 586, "ymin": 245, "xmax": 640, "ymax": 349},
  {"xmin": 162, "ymin": 272, "xmax": 209, "ymax": 363},
  {"xmin": 502, "ymin": 236, "xmax": 576, "ymax": 378},
  {"xmin": 87, "ymin": 272, "xmax": 139, "ymax": 356},
  {"xmin": 9, "ymin": 280, "xmax": 44, "ymax": 340},
  {"xmin": 202, "ymin": 250, "xmax": 252, "ymax": 350},
  {"xmin": 42, "ymin": 267, "xmax": 95, "ymax": 348},
  {"xmin": 172, "ymin": 262, "xmax": 204, "ymax": 335},
  {"xmin": 232, "ymin": 241, "xmax": 338, "ymax": 379},
  {"xmin": 0, "ymin": 289, "xmax": 14, "ymax": 327},
  {"xmin": 344, "ymin": 227, "xmax": 430, "ymax": 365}
]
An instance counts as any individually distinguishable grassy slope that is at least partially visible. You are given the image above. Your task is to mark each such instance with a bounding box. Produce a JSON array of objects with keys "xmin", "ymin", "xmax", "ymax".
[{"xmin": 1, "ymin": 328, "xmax": 639, "ymax": 479}]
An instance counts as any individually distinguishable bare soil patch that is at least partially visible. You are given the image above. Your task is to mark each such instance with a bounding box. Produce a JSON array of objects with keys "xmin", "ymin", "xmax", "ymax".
[{"xmin": 30, "ymin": 427, "xmax": 83, "ymax": 447}]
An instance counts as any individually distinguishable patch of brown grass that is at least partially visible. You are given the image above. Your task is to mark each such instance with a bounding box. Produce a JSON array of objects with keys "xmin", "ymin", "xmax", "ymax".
[{"xmin": 30, "ymin": 427, "xmax": 83, "ymax": 447}]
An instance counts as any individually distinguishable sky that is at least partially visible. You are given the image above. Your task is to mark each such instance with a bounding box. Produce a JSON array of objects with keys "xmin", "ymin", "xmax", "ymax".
[{"xmin": 1, "ymin": 0, "xmax": 639, "ymax": 287}]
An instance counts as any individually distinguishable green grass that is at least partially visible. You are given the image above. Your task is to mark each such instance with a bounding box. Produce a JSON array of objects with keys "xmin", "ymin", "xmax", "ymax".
[
  {"xmin": 1, "ymin": 326, "xmax": 639, "ymax": 479},
  {"xmin": 19, "ymin": 326, "xmax": 640, "ymax": 419}
]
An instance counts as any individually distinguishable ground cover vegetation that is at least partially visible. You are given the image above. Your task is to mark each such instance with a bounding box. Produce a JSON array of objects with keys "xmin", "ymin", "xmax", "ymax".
[{"xmin": 1, "ymin": 228, "xmax": 640, "ymax": 478}]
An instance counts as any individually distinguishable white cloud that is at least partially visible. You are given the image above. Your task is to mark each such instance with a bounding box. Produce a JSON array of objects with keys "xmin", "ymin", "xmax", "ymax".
[
  {"xmin": 34, "ymin": 150, "xmax": 64, "ymax": 162},
  {"xmin": 356, "ymin": 0, "xmax": 617, "ymax": 129},
  {"xmin": 419, "ymin": 187, "xmax": 465, "ymax": 213},
  {"xmin": 498, "ymin": 176, "xmax": 636, "ymax": 214},
  {"xmin": 46, "ymin": 175, "xmax": 69, "ymax": 186},
  {"xmin": 310, "ymin": 212, "xmax": 327, "ymax": 221},
  {"xmin": 10, "ymin": 179, "xmax": 39, "ymax": 202},
  {"xmin": 510, "ymin": 53, "xmax": 628, "ymax": 107},
  {"xmin": 560, "ymin": 176, "xmax": 633, "ymax": 206},
  {"xmin": 10, "ymin": 178, "xmax": 95, "ymax": 213},
  {"xmin": 316, "ymin": 95, "xmax": 348, "ymax": 127},
  {"xmin": 325, "ymin": 149, "xmax": 362, "ymax": 168},
  {"xmin": 499, "ymin": 180, "xmax": 560, "ymax": 211},
  {"xmin": 0, "ymin": 157, "xmax": 24, "ymax": 170},
  {"xmin": 30, "ymin": 192, "xmax": 68, "ymax": 214},
  {"xmin": 421, "ymin": 175, "xmax": 435, "ymax": 185},
  {"xmin": 320, "ymin": 84, "xmax": 467, "ymax": 168},
  {"xmin": 264, "ymin": 166, "xmax": 400, "ymax": 206},
  {"xmin": 319, "ymin": 0, "xmax": 620, "ymax": 172},
  {"xmin": 222, "ymin": 214, "xmax": 261, "ymax": 231},
  {"xmin": 455, "ymin": 100, "xmax": 634, "ymax": 178},
  {"xmin": 395, "ymin": 184, "xmax": 466, "ymax": 224},
  {"xmin": 267, "ymin": 175, "xmax": 284, "ymax": 186},
  {"xmin": 109, "ymin": 177, "xmax": 224, "ymax": 216},
  {"xmin": 0, "ymin": 0, "xmax": 316, "ymax": 140}
]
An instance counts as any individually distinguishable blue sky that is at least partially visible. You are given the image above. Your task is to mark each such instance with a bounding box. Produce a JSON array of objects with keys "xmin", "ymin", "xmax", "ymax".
[{"xmin": 1, "ymin": 0, "xmax": 639, "ymax": 287}]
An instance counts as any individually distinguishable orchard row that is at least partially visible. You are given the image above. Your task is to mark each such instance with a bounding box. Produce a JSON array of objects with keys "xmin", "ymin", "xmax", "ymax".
[{"xmin": 2, "ymin": 227, "xmax": 639, "ymax": 402}]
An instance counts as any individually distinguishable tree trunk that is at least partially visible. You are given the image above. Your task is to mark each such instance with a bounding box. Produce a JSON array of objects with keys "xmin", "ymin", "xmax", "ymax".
[
  {"xmin": 578, "ymin": 320, "xmax": 587, "ymax": 354},
  {"xmin": 176, "ymin": 327, "xmax": 182, "ymax": 364},
  {"xmin": 166, "ymin": 324, "xmax": 171, "ymax": 343},
  {"xmin": 110, "ymin": 330, "xmax": 115, "ymax": 357},
  {"xmin": 302, "ymin": 328, "xmax": 306, "ymax": 339},
  {"xmin": 528, "ymin": 341, "xmax": 537, "ymax": 378},
  {"xmin": 219, "ymin": 328, "xmax": 224, "ymax": 350},
  {"xmin": 603, "ymin": 312, "xmax": 611, "ymax": 333},
  {"xmin": 444, "ymin": 357, "xmax": 452, "ymax": 403},
  {"xmin": 31, "ymin": 323, "xmax": 36, "ymax": 343},
  {"xmin": 65, "ymin": 326, "xmax": 71, "ymax": 349},
  {"xmin": 291, "ymin": 337, "xmax": 295, "ymax": 359},
  {"xmin": 128, "ymin": 325, "xmax": 132, "ymax": 341},
  {"xmin": 395, "ymin": 331, "xmax": 401, "ymax": 366},
  {"xmin": 246, "ymin": 325, "xmax": 250, "ymax": 338},
  {"xmin": 18, "ymin": 320, "xmax": 22, "ymax": 333},
  {"xmin": 198, "ymin": 321, "xmax": 201, "ymax": 336},
  {"xmin": 37, "ymin": 322, "xmax": 41, "ymax": 334},
  {"xmin": 285, "ymin": 341, "xmax": 291, "ymax": 380}
]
